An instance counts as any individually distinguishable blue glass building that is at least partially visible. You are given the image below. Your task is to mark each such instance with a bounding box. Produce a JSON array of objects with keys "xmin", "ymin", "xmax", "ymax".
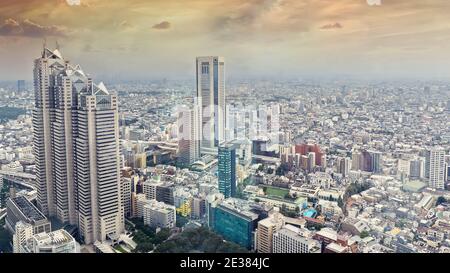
[
  {"xmin": 218, "ymin": 144, "xmax": 236, "ymax": 198},
  {"xmin": 212, "ymin": 202, "xmax": 259, "ymax": 249}
]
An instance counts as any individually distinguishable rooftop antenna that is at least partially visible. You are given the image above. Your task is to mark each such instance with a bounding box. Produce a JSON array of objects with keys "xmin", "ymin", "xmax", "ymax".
[
  {"xmin": 56, "ymin": 40, "xmax": 60, "ymax": 50},
  {"xmin": 42, "ymin": 38, "xmax": 47, "ymax": 57}
]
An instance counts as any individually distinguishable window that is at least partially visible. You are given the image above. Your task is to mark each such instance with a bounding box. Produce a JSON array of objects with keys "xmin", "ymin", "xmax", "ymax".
[{"xmin": 201, "ymin": 63, "xmax": 209, "ymax": 74}]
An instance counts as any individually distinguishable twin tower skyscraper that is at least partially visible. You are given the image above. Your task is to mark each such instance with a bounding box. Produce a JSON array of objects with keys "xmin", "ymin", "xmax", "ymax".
[{"xmin": 32, "ymin": 48, "xmax": 123, "ymax": 244}]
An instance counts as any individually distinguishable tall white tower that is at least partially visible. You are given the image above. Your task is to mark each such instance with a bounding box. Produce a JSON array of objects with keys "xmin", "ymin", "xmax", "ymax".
[
  {"xmin": 177, "ymin": 104, "xmax": 200, "ymax": 166},
  {"xmin": 76, "ymin": 83, "xmax": 124, "ymax": 244},
  {"xmin": 429, "ymin": 147, "xmax": 446, "ymax": 190},
  {"xmin": 33, "ymin": 48, "xmax": 80, "ymax": 223},
  {"xmin": 196, "ymin": 56, "xmax": 225, "ymax": 149}
]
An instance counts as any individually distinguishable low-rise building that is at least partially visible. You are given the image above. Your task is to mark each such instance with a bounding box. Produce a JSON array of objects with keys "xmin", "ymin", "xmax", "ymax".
[
  {"xmin": 273, "ymin": 224, "xmax": 321, "ymax": 253},
  {"xmin": 143, "ymin": 200, "xmax": 176, "ymax": 229}
]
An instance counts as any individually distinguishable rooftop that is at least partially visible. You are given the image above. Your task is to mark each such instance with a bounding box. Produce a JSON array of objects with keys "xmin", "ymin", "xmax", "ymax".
[
  {"xmin": 33, "ymin": 229, "xmax": 74, "ymax": 247},
  {"xmin": 11, "ymin": 196, "xmax": 46, "ymax": 222}
]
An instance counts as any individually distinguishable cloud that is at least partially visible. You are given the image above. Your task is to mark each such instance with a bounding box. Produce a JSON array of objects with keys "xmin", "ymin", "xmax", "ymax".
[
  {"xmin": 65, "ymin": 0, "xmax": 82, "ymax": 6},
  {"xmin": 0, "ymin": 19, "xmax": 22, "ymax": 36},
  {"xmin": 320, "ymin": 22, "xmax": 343, "ymax": 30},
  {"xmin": 0, "ymin": 18, "xmax": 67, "ymax": 37},
  {"xmin": 214, "ymin": 0, "xmax": 280, "ymax": 30},
  {"xmin": 152, "ymin": 21, "xmax": 171, "ymax": 30}
]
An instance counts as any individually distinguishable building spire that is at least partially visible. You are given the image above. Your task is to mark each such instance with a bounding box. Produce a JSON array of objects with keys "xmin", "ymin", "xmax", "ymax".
[
  {"xmin": 42, "ymin": 38, "xmax": 47, "ymax": 57},
  {"xmin": 56, "ymin": 40, "xmax": 60, "ymax": 50}
]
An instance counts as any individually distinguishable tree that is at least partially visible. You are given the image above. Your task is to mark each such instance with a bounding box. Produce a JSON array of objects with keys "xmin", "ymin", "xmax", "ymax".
[
  {"xmin": 337, "ymin": 196, "xmax": 344, "ymax": 209},
  {"xmin": 133, "ymin": 242, "xmax": 154, "ymax": 253},
  {"xmin": 436, "ymin": 196, "xmax": 447, "ymax": 206},
  {"xmin": 276, "ymin": 163, "xmax": 289, "ymax": 176},
  {"xmin": 360, "ymin": 231, "xmax": 369, "ymax": 238},
  {"xmin": 0, "ymin": 220, "xmax": 12, "ymax": 253},
  {"xmin": 176, "ymin": 215, "xmax": 189, "ymax": 228},
  {"xmin": 152, "ymin": 228, "xmax": 171, "ymax": 245},
  {"xmin": 155, "ymin": 227, "xmax": 249, "ymax": 253}
]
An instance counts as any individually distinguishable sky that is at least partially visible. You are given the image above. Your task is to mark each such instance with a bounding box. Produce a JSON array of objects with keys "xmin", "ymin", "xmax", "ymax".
[{"xmin": 1, "ymin": 0, "xmax": 450, "ymax": 81}]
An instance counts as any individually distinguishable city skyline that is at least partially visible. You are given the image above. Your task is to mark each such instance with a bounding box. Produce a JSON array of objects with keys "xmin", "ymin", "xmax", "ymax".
[
  {"xmin": 0, "ymin": 0, "xmax": 449, "ymax": 259},
  {"xmin": 2, "ymin": 0, "xmax": 450, "ymax": 81},
  {"xmin": 0, "ymin": 44, "xmax": 448, "ymax": 255}
]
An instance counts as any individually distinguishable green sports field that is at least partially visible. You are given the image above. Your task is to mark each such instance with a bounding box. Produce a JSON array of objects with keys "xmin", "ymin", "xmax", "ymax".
[{"xmin": 264, "ymin": 186, "xmax": 289, "ymax": 198}]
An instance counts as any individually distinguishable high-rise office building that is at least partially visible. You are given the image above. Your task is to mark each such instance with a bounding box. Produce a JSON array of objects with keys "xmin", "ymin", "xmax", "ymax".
[
  {"xmin": 307, "ymin": 152, "xmax": 316, "ymax": 172},
  {"xmin": 76, "ymin": 81, "xmax": 124, "ymax": 244},
  {"xmin": 337, "ymin": 157, "xmax": 351, "ymax": 177},
  {"xmin": 360, "ymin": 150, "xmax": 372, "ymax": 172},
  {"xmin": 196, "ymin": 56, "xmax": 225, "ymax": 148},
  {"xmin": 409, "ymin": 157, "xmax": 425, "ymax": 179},
  {"xmin": 424, "ymin": 150, "xmax": 431, "ymax": 179},
  {"xmin": 218, "ymin": 144, "xmax": 236, "ymax": 198},
  {"xmin": 177, "ymin": 104, "xmax": 200, "ymax": 165},
  {"xmin": 32, "ymin": 47, "xmax": 123, "ymax": 244},
  {"xmin": 369, "ymin": 150, "xmax": 382, "ymax": 173},
  {"xmin": 255, "ymin": 208, "xmax": 284, "ymax": 253},
  {"xmin": 17, "ymin": 80, "xmax": 26, "ymax": 93},
  {"xmin": 446, "ymin": 155, "xmax": 450, "ymax": 182},
  {"xmin": 428, "ymin": 148, "xmax": 446, "ymax": 190},
  {"xmin": 351, "ymin": 150, "xmax": 361, "ymax": 171},
  {"xmin": 33, "ymin": 48, "xmax": 68, "ymax": 219}
]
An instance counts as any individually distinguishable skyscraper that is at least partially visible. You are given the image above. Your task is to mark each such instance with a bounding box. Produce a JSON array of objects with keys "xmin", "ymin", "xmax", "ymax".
[
  {"xmin": 337, "ymin": 157, "xmax": 350, "ymax": 177},
  {"xmin": 33, "ymin": 47, "xmax": 71, "ymax": 220},
  {"xmin": 177, "ymin": 104, "xmax": 200, "ymax": 166},
  {"xmin": 369, "ymin": 150, "xmax": 382, "ymax": 173},
  {"xmin": 424, "ymin": 150, "xmax": 431, "ymax": 179},
  {"xmin": 32, "ymin": 47, "xmax": 123, "ymax": 244},
  {"xmin": 75, "ymin": 82, "xmax": 124, "ymax": 244},
  {"xmin": 218, "ymin": 144, "xmax": 236, "ymax": 198},
  {"xmin": 428, "ymin": 148, "xmax": 446, "ymax": 190},
  {"xmin": 17, "ymin": 80, "xmax": 25, "ymax": 93},
  {"xmin": 196, "ymin": 56, "xmax": 225, "ymax": 148},
  {"xmin": 351, "ymin": 150, "xmax": 361, "ymax": 171}
]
